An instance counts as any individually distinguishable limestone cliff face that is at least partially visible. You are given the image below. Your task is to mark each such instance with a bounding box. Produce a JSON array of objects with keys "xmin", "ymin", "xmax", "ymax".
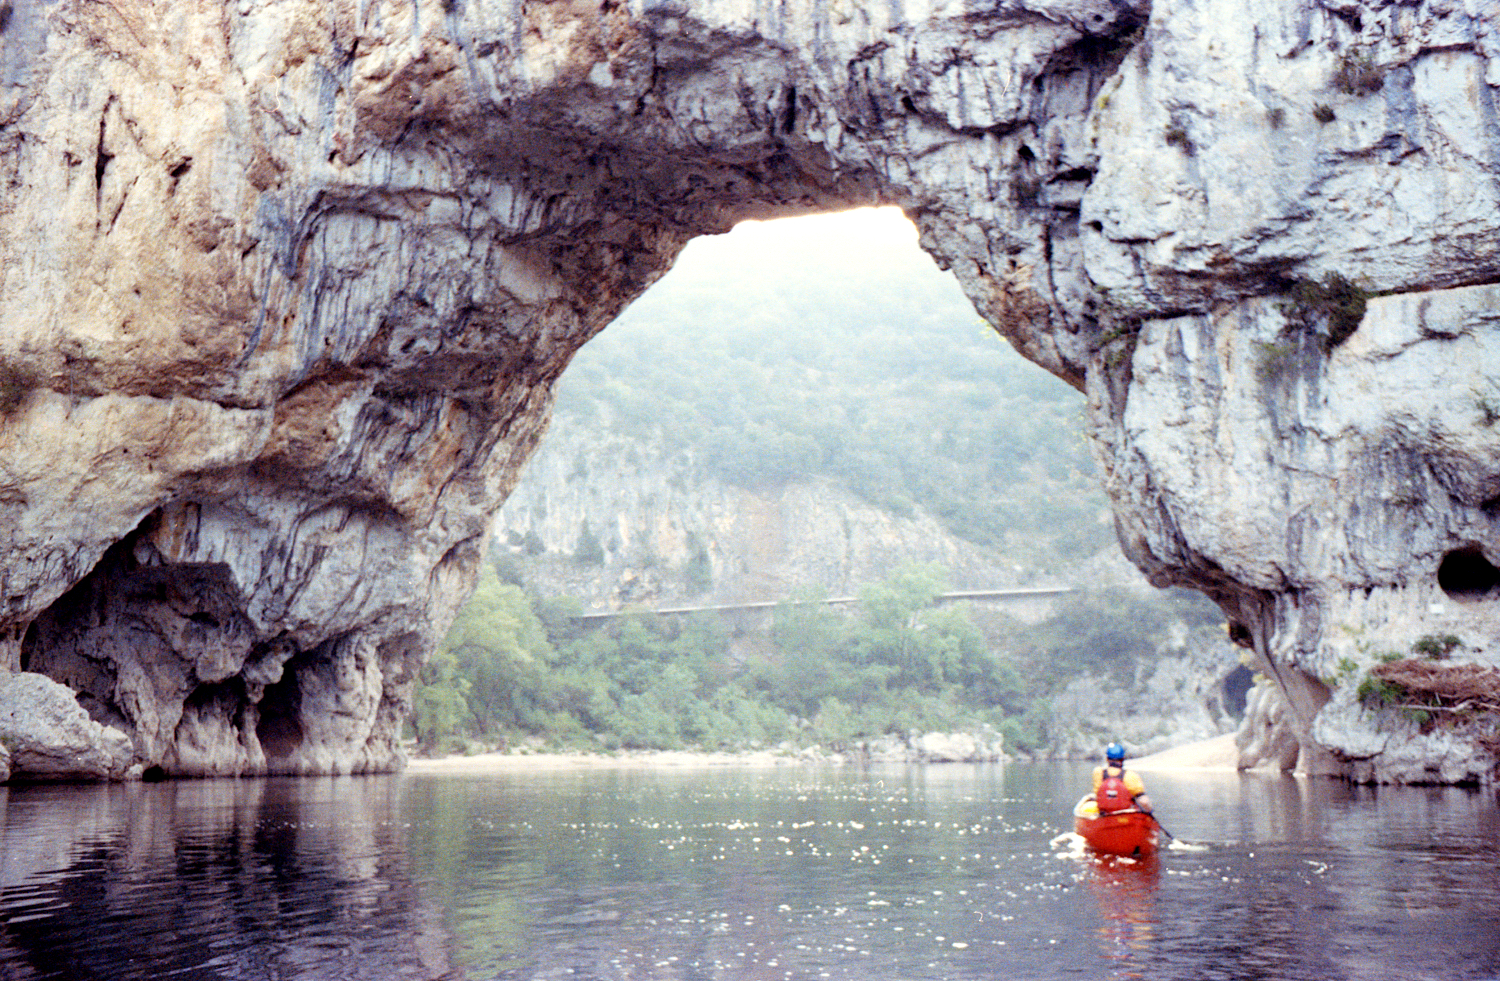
[
  {"xmin": 0, "ymin": 0, "xmax": 1497, "ymax": 781},
  {"xmin": 494, "ymin": 433, "xmax": 1068, "ymax": 609}
]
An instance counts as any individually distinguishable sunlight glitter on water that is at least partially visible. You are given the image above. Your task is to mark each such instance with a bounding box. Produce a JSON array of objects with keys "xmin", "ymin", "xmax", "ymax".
[
  {"xmin": 412, "ymin": 765, "xmax": 1500, "ymax": 981},
  {"xmin": 414, "ymin": 769, "xmax": 1104, "ymax": 980}
]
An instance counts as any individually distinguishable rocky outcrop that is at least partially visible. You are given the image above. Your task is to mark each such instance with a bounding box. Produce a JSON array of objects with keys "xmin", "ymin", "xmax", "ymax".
[
  {"xmin": 1236, "ymin": 680, "xmax": 1304, "ymax": 774},
  {"xmin": 1, "ymin": 0, "xmax": 1497, "ymax": 780},
  {"xmin": 852, "ymin": 728, "xmax": 1007, "ymax": 763},
  {"xmin": 1039, "ymin": 641, "xmax": 1248, "ymax": 759},
  {"xmin": 0, "ymin": 672, "xmax": 134, "ymax": 780}
]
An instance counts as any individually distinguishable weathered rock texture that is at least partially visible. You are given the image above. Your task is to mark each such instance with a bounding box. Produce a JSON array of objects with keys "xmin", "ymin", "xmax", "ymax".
[
  {"xmin": 495, "ymin": 433, "xmax": 1074, "ymax": 608},
  {"xmin": 0, "ymin": 0, "xmax": 1497, "ymax": 781},
  {"xmin": 0, "ymin": 672, "xmax": 134, "ymax": 780}
]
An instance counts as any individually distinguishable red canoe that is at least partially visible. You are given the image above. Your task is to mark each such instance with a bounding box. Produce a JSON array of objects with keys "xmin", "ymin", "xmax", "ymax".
[{"xmin": 1073, "ymin": 797, "xmax": 1160, "ymax": 857}]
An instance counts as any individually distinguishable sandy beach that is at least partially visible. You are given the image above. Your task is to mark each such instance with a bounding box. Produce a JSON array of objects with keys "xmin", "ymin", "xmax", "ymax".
[{"xmin": 1127, "ymin": 732, "xmax": 1241, "ymax": 771}]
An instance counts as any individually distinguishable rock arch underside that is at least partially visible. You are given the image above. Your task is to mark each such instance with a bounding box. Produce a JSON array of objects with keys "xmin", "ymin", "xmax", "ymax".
[{"xmin": 1, "ymin": 0, "xmax": 1499, "ymax": 782}]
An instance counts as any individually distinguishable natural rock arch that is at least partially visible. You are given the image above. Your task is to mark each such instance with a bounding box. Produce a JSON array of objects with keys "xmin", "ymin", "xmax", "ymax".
[{"xmin": 1, "ymin": 0, "xmax": 1499, "ymax": 782}]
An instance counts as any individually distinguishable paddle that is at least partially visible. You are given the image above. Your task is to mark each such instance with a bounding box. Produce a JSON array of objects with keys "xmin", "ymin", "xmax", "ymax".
[{"xmin": 1148, "ymin": 814, "xmax": 1176, "ymax": 842}]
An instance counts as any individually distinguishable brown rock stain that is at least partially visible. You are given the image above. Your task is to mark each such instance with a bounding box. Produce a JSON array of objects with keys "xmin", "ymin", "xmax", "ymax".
[{"xmin": 258, "ymin": 372, "xmax": 367, "ymax": 472}]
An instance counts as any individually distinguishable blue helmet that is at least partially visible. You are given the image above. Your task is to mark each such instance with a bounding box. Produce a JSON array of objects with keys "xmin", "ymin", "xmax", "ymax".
[{"xmin": 1105, "ymin": 742, "xmax": 1126, "ymax": 762}]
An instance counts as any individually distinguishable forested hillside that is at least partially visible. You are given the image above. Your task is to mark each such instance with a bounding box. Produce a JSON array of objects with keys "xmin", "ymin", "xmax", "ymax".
[
  {"xmin": 414, "ymin": 561, "xmax": 1233, "ymax": 757},
  {"xmin": 414, "ymin": 211, "xmax": 1242, "ymax": 757},
  {"xmin": 548, "ymin": 209, "xmax": 1110, "ymax": 562}
]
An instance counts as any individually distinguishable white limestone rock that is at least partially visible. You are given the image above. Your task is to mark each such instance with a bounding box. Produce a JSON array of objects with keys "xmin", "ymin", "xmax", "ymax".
[
  {"xmin": 0, "ymin": 672, "xmax": 134, "ymax": 781},
  {"xmin": 862, "ymin": 734, "xmax": 911, "ymax": 763},
  {"xmin": 912, "ymin": 730, "xmax": 1005, "ymax": 763},
  {"xmin": 1236, "ymin": 681, "xmax": 1305, "ymax": 773}
]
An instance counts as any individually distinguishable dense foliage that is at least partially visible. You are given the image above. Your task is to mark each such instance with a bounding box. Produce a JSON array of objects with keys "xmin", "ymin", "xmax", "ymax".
[{"xmin": 412, "ymin": 559, "xmax": 1220, "ymax": 756}]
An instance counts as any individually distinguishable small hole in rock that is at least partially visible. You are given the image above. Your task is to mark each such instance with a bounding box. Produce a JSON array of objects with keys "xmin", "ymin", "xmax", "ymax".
[
  {"xmin": 1437, "ymin": 546, "xmax": 1500, "ymax": 600},
  {"xmin": 1222, "ymin": 664, "xmax": 1253, "ymax": 716}
]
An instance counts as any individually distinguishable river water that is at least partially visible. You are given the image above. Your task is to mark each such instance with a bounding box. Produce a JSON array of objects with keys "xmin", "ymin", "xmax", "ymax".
[{"xmin": 0, "ymin": 762, "xmax": 1496, "ymax": 981}]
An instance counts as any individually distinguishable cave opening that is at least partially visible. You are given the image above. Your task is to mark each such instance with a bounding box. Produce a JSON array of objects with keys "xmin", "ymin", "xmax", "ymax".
[
  {"xmin": 19, "ymin": 508, "xmax": 262, "ymax": 742},
  {"xmin": 184, "ymin": 677, "xmax": 246, "ymax": 716},
  {"xmin": 1222, "ymin": 664, "xmax": 1253, "ymax": 717},
  {"xmin": 256, "ymin": 662, "xmax": 306, "ymax": 761},
  {"xmin": 1437, "ymin": 545, "xmax": 1500, "ymax": 600}
]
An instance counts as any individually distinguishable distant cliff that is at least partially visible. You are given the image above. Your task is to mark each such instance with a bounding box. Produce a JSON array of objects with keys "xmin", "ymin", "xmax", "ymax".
[
  {"xmin": 492, "ymin": 431, "xmax": 1246, "ymax": 756},
  {"xmin": 0, "ymin": 0, "xmax": 1497, "ymax": 782},
  {"xmin": 495, "ymin": 431, "xmax": 1095, "ymax": 605}
]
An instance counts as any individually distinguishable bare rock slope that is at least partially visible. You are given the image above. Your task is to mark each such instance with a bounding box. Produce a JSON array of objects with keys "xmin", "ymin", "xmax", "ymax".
[{"xmin": 0, "ymin": 0, "xmax": 1497, "ymax": 781}]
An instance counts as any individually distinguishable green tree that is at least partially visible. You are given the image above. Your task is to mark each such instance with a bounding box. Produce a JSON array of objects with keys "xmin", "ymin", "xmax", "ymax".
[
  {"xmin": 850, "ymin": 563, "xmax": 947, "ymax": 681},
  {"xmin": 573, "ymin": 519, "xmax": 605, "ymax": 565},
  {"xmin": 431, "ymin": 565, "xmax": 560, "ymax": 738},
  {"xmin": 1014, "ymin": 586, "xmax": 1199, "ymax": 686},
  {"xmin": 417, "ymin": 553, "xmax": 1222, "ymax": 757},
  {"xmin": 755, "ymin": 589, "xmax": 849, "ymax": 716},
  {"xmin": 411, "ymin": 646, "xmax": 471, "ymax": 753}
]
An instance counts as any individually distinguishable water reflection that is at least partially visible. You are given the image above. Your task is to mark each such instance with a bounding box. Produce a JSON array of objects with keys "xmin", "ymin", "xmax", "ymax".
[
  {"xmin": 1135, "ymin": 771, "xmax": 1500, "ymax": 980},
  {"xmin": 0, "ymin": 778, "xmax": 456, "ymax": 980},
  {"xmin": 0, "ymin": 765, "xmax": 1497, "ymax": 981},
  {"xmin": 1085, "ymin": 856, "xmax": 1158, "ymax": 980}
]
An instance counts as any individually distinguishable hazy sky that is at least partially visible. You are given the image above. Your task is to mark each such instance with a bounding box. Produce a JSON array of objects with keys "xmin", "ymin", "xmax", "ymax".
[
  {"xmin": 719, "ymin": 206, "xmax": 922, "ymax": 255},
  {"xmin": 614, "ymin": 206, "xmax": 975, "ymax": 329}
]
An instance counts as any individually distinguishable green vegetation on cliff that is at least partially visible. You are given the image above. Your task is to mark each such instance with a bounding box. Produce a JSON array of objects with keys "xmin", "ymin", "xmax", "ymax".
[
  {"xmin": 412, "ymin": 560, "xmax": 1221, "ymax": 755},
  {"xmin": 549, "ymin": 210, "xmax": 1109, "ymax": 560}
]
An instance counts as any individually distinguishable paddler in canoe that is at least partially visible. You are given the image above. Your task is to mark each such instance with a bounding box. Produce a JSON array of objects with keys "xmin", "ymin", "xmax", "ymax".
[{"xmin": 1073, "ymin": 742, "xmax": 1159, "ymax": 857}]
